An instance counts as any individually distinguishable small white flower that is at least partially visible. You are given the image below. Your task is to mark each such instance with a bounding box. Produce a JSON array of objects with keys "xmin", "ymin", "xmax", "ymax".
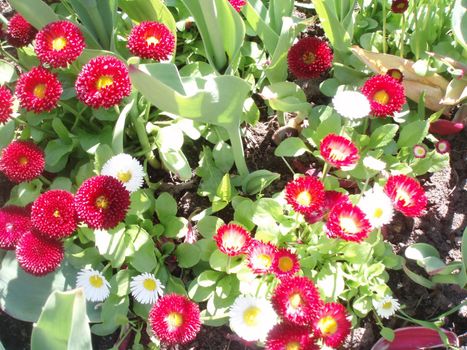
[
  {"xmin": 76, "ymin": 268, "xmax": 111, "ymax": 302},
  {"xmin": 229, "ymin": 295, "xmax": 278, "ymax": 342},
  {"xmin": 101, "ymin": 153, "xmax": 145, "ymax": 193},
  {"xmin": 374, "ymin": 295, "xmax": 400, "ymax": 319},
  {"xmin": 130, "ymin": 272, "xmax": 164, "ymax": 304},
  {"xmin": 359, "ymin": 186, "xmax": 394, "ymax": 229},
  {"xmin": 332, "ymin": 90, "xmax": 371, "ymax": 120},
  {"xmin": 363, "ymin": 156, "xmax": 386, "ymax": 172}
]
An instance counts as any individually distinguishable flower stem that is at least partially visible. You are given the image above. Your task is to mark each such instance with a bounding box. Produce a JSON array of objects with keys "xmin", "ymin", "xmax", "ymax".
[
  {"xmin": 382, "ymin": 0, "xmax": 387, "ymax": 54},
  {"xmin": 321, "ymin": 162, "xmax": 330, "ymax": 181},
  {"xmin": 228, "ymin": 127, "xmax": 249, "ymax": 177}
]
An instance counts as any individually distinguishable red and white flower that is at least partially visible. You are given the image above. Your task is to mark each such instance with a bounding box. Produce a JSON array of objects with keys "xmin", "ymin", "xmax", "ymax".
[
  {"xmin": 320, "ymin": 134, "xmax": 359, "ymax": 170},
  {"xmin": 15, "ymin": 66, "xmax": 62, "ymax": 113},
  {"xmin": 213, "ymin": 223, "xmax": 251, "ymax": 256},
  {"xmin": 361, "ymin": 74, "xmax": 406, "ymax": 117},
  {"xmin": 127, "ymin": 21, "xmax": 175, "ymax": 61},
  {"xmin": 325, "ymin": 202, "xmax": 371, "ymax": 242},
  {"xmin": 313, "ymin": 303, "xmax": 351, "ymax": 348},
  {"xmin": 285, "ymin": 176, "xmax": 325, "ymax": 215},
  {"xmin": 149, "ymin": 294, "xmax": 201, "ymax": 345},
  {"xmin": 266, "ymin": 323, "xmax": 318, "ymax": 350},
  {"xmin": 0, "ymin": 205, "xmax": 31, "ymax": 250},
  {"xmin": 435, "ymin": 140, "xmax": 450, "ymax": 154},
  {"xmin": 413, "ymin": 144, "xmax": 427, "ymax": 159},
  {"xmin": 384, "ymin": 175, "xmax": 427, "ymax": 217},
  {"xmin": 272, "ymin": 248, "xmax": 300, "ymax": 279},
  {"xmin": 287, "ymin": 37, "xmax": 333, "ymax": 79},
  {"xmin": 271, "ymin": 276, "xmax": 323, "ymax": 325},
  {"xmin": 0, "ymin": 140, "xmax": 45, "ymax": 183},
  {"xmin": 75, "ymin": 56, "xmax": 131, "ymax": 109},
  {"xmin": 34, "ymin": 20, "xmax": 85, "ymax": 68},
  {"xmin": 74, "ymin": 175, "xmax": 130, "ymax": 229},
  {"xmin": 246, "ymin": 240, "xmax": 278, "ymax": 275}
]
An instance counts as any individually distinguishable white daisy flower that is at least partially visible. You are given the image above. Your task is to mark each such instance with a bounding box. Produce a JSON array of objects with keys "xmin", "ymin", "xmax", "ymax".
[
  {"xmin": 332, "ymin": 90, "xmax": 371, "ymax": 120},
  {"xmin": 101, "ymin": 153, "xmax": 145, "ymax": 193},
  {"xmin": 229, "ymin": 295, "xmax": 278, "ymax": 342},
  {"xmin": 76, "ymin": 268, "xmax": 111, "ymax": 302},
  {"xmin": 363, "ymin": 156, "xmax": 386, "ymax": 172},
  {"xmin": 358, "ymin": 186, "xmax": 394, "ymax": 229},
  {"xmin": 130, "ymin": 272, "xmax": 164, "ymax": 304},
  {"xmin": 374, "ymin": 295, "xmax": 400, "ymax": 319}
]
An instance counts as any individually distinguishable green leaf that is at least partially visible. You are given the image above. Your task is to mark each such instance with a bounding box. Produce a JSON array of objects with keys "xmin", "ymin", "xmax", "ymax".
[
  {"xmin": 196, "ymin": 239, "xmax": 217, "ymax": 262},
  {"xmin": 52, "ymin": 118, "xmax": 73, "ymax": 144},
  {"xmin": 44, "ymin": 139, "xmax": 73, "ymax": 170},
  {"xmin": 112, "ymin": 99, "xmax": 135, "ymax": 154},
  {"xmin": 452, "ymin": 0, "xmax": 467, "ymax": 49},
  {"xmin": 0, "ymin": 60, "xmax": 17, "ymax": 84},
  {"xmin": 94, "ymin": 144, "xmax": 114, "ymax": 173},
  {"xmin": 95, "ymin": 225, "xmax": 132, "ymax": 268},
  {"xmin": 320, "ymin": 78, "xmax": 340, "ymax": 97},
  {"xmin": 241, "ymin": 170, "xmax": 280, "ymax": 195},
  {"xmin": 212, "ymin": 174, "xmax": 232, "ymax": 213},
  {"xmin": 197, "ymin": 270, "xmax": 223, "ymax": 287},
  {"xmin": 209, "ymin": 250, "xmax": 242, "ymax": 272},
  {"xmin": 0, "ymin": 252, "xmax": 100, "ymax": 323},
  {"xmin": 369, "ymin": 124, "xmax": 399, "ymax": 148},
  {"xmin": 196, "ymin": 216, "xmax": 224, "ymax": 239},
  {"xmin": 213, "ymin": 142, "xmax": 234, "ymax": 173},
  {"xmin": 342, "ymin": 242, "xmax": 372, "ymax": 264},
  {"xmin": 316, "ymin": 262, "xmax": 345, "ymax": 299},
  {"xmin": 188, "ymin": 279, "xmax": 214, "ymax": 302},
  {"xmin": 405, "ymin": 243, "xmax": 440, "ymax": 261},
  {"xmin": 31, "ymin": 290, "xmax": 92, "ymax": 350},
  {"xmin": 155, "ymin": 193, "xmax": 178, "ymax": 221},
  {"xmin": 9, "ymin": 0, "xmax": 58, "ymax": 29},
  {"xmin": 7, "ymin": 179, "xmax": 43, "ymax": 206},
  {"xmin": 243, "ymin": 0, "xmax": 279, "ymax": 54},
  {"xmin": 381, "ymin": 327, "xmax": 395, "ymax": 342},
  {"xmin": 274, "ymin": 137, "xmax": 309, "ymax": 157},
  {"xmin": 0, "ymin": 120, "xmax": 15, "ymax": 149},
  {"xmin": 262, "ymin": 82, "xmax": 312, "ymax": 114},
  {"xmin": 402, "ymin": 261, "xmax": 435, "ymax": 289},
  {"xmin": 50, "ymin": 177, "xmax": 73, "ymax": 191},
  {"xmin": 397, "ymin": 120, "xmax": 429, "ymax": 148},
  {"xmin": 91, "ymin": 295, "xmax": 129, "ymax": 336},
  {"xmin": 174, "ymin": 243, "xmax": 201, "ymax": 268},
  {"xmin": 352, "ymin": 295, "xmax": 372, "ymax": 317}
]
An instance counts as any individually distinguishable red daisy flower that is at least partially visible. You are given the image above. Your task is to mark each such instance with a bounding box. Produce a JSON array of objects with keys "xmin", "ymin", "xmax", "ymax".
[
  {"xmin": 246, "ymin": 240, "xmax": 278, "ymax": 275},
  {"xmin": 214, "ymin": 223, "xmax": 251, "ymax": 256},
  {"xmin": 149, "ymin": 294, "xmax": 201, "ymax": 345},
  {"xmin": 412, "ymin": 144, "xmax": 427, "ymax": 159},
  {"xmin": 31, "ymin": 190, "xmax": 77, "ymax": 239},
  {"xmin": 34, "ymin": 20, "xmax": 85, "ymax": 68},
  {"xmin": 325, "ymin": 202, "xmax": 371, "ymax": 242},
  {"xmin": 0, "ymin": 140, "xmax": 45, "ymax": 183},
  {"xmin": 75, "ymin": 56, "xmax": 131, "ymax": 109},
  {"xmin": 285, "ymin": 176, "xmax": 325, "ymax": 215},
  {"xmin": 272, "ymin": 248, "xmax": 300, "ymax": 279},
  {"xmin": 320, "ymin": 134, "xmax": 359, "ymax": 170},
  {"xmin": 74, "ymin": 175, "xmax": 130, "ymax": 229},
  {"xmin": 15, "ymin": 66, "xmax": 62, "ymax": 113},
  {"xmin": 0, "ymin": 86, "xmax": 13, "ymax": 124},
  {"xmin": 383, "ymin": 175, "xmax": 427, "ymax": 217},
  {"xmin": 386, "ymin": 68, "xmax": 404, "ymax": 83},
  {"xmin": 271, "ymin": 276, "xmax": 323, "ymax": 326},
  {"xmin": 304, "ymin": 190, "xmax": 350, "ymax": 224},
  {"xmin": 361, "ymin": 74, "xmax": 406, "ymax": 117},
  {"xmin": 435, "ymin": 140, "xmax": 450, "ymax": 154},
  {"xmin": 287, "ymin": 37, "xmax": 333, "ymax": 79},
  {"xmin": 228, "ymin": 0, "xmax": 247, "ymax": 12},
  {"xmin": 16, "ymin": 230, "xmax": 64, "ymax": 276},
  {"xmin": 391, "ymin": 0, "xmax": 409, "ymax": 13},
  {"xmin": 266, "ymin": 323, "xmax": 318, "ymax": 350},
  {"xmin": 6, "ymin": 14, "xmax": 37, "ymax": 48},
  {"xmin": 127, "ymin": 21, "xmax": 175, "ymax": 61},
  {"xmin": 313, "ymin": 303, "xmax": 351, "ymax": 348},
  {"xmin": 0, "ymin": 206, "xmax": 31, "ymax": 250}
]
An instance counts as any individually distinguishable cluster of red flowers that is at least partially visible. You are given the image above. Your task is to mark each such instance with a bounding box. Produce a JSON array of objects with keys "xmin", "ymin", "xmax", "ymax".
[
  {"xmin": 266, "ymin": 276, "xmax": 351, "ymax": 349},
  {"xmin": 213, "ymin": 223, "xmax": 300, "ymax": 278}
]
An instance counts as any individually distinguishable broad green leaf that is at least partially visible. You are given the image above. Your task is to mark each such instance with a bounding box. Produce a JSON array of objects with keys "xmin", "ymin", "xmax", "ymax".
[
  {"xmin": 452, "ymin": 0, "xmax": 467, "ymax": 49},
  {"xmin": 212, "ymin": 174, "xmax": 232, "ymax": 212},
  {"xmin": 320, "ymin": 78, "xmax": 340, "ymax": 97},
  {"xmin": 0, "ymin": 120, "xmax": 15, "ymax": 149},
  {"xmin": 0, "ymin": 252, "xmax": 100, "ymax": 323},
  {"xmin": 213, "ymin": 142, "xmax": 234, "ymax": 173},
  {"xmin": 262, "ymin": 82, "xmax": 312, "ymax": 114},
  {"xmin": 95, "ymin": 225, "xmax": 132, "ymax": 268},
  {"xmin": 405, "ymin": 243, "xmax": 440, "ymax": 261},
  {"xmin": 397, "ymin": 120, "xmax": 429, "ymax": 148},
  {"xmin": 0, "ymin": 60, "xmax": 17, "ymax": 84},
  {"xmin": 91, "ymin": 295, "xmax": 129, "ymax": 336},
  {"xmin": 196, "ymin": 216, "xmax": 224, "ymax": 239},
  {"xmin": 188, "ymin": 279, "xmax": 214, "ymax": 302},
  {"xmin": 31, "ymin": 290, "xmax": 92, "ymax": 350},
  {"xmin": 44, "ymin": 139, "xmax": 74, "ymax": 170},
  {"xmin": 6, "ymin": 180, "xmax": 42, "ymax": 206},
  {"xmin": 353, "ymin": 295, "xmax": 372, "ymax": 317},
  {"xmin": 369, "ymin": 124, "xmax": 399, "ymax": 148},
  {"xmin": 274, "ymin": 137, "xmax": 309, "ymax": 157},
  {"xmin": 241, "ymin": 170, "xmax": 280, "ymax": 195},
  {"xmin": 112, "ymin": 99, "xmax": 135, "ymax": 154},
  {"xmin": 209, "ymin": 250, "xmax": 243, "ymax": 272},
  {"xmin": 402, "ymin": 261, "xmax": 435, "ymax": 289},
  {"xmin": 243, "ymin": 0, "xmax": 279, "ymax": 54},
  {"xmin": 9, "ymin": 0, "xmax": 58, "ymax": 29},
  {"xmin": 381, "ymin": 327, "xmax": 395, "ymax": 342},
  {"xmin": 155, "ymin": 192, "xmax": 178, "ymax": 221},
  {"xmin": 316, "ymin": 262, "xmax": 345, "ymax": 298},
  {"xmin": 175, "ymin": 243, "xmax": 201, "ymax": 268},
  {"xmin": 197, "ymin": 270, "xmax": 222, "ymax": 287},
  {"xmin": 268, "ymin": 0, "xmax": 293, "ymax": 34}
]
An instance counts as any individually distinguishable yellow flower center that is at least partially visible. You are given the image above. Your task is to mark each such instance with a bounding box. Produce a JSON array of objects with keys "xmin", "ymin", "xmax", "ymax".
[
  {"xmin": 89, "ymin": 275, "xmax": 103, "ymax": 288},
  {"xmin": 289, "ymin": 293, "xmax": 303, "ymax": 309},
  {"xmin": 117, "ymin": 170, "xmax": 132, "ymax": 183},
  {"xmin": 95, "ymin": 195, "xmax": 109, "ymax": 210},
  {"xmin": 397, "ymin": 2, "xmax": 406, "ymax": 9},
  {"xmin": 222, "ymin": 231, "xmax": 245, "ymax": 251},
  {"xmin": 373, "ymin": 207, "xmax": 383, "ymax": 218},
  {"xmin": 143, "ymin": 278, "xmax": 157, "ymax": 291},
  {"xmin": 339, "ymin": 216, "xmax": 360, "ymax": 234},
  {"xmin": 278, "ymin": 256, "xmax": 294, "ymax": 273},
  {"xmin": 302, "ymin": 51, "xmax": 316, "ymax": 65},
  {"xmin": 18, "ymin": 156, "xmax": 29, "ymax": 166},
  {"xmin": 53, "ymin": 210, "xmax": 61, "ymax": 218},
  {"xmin": 167, "ymin": 312, "xmax": 183, "ymax": 329},
  {"xmin": 256, "ymin": 253, "xmax": 272, "ymax": 269},
  {"xmin": 52, "ymin": 36, "xmax": 67, "ymax": 51},
  {"xmin": 395, "ymin": 189, "xmax": 411, "ymax": 206},
  {"xmin": 146, "ymin": 36, "xmax": 159, "ymax": 46},
  {"xmin": 286, "ymin": 342, "xmax": 301, "ymax": 350},
  {"xmin": 243, "ymin": 306, "xmax": 261, "ymax": 326},
  {"xmin": 95, "ymin": 75, "xmax": 114, "ymax": 91},
  {"xmin": 33, "ymin": 84, "xmax": 46, "ymax": 99},
  {"xmin": 296, "ymin": 191, "xmax": 312, "ymax": 207},
  {"xmin": 373, "ymin": 90, "xmax": 390, "ymax": 105},
  {"xmin": 382, "ymin": 301, "xmax": 393, "ymax": 309},
  {"xmin": 317, "ymin": 316, "xmax": 338, "ymax": 336}
]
